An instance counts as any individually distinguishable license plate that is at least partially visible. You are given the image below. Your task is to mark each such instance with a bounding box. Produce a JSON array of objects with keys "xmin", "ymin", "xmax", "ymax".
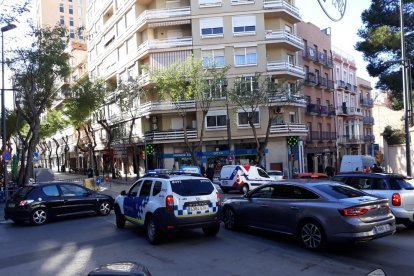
[
  {"xmin": 374, "ymin": 224, "xmax": 390, "ymax": 234},
  {"xmin": 7, "ymin": 203, "xmax": 15, "ymax": 208},
  {"xmin": 188, "ymin": 205, "xmax": 208, "ymax": 212}
]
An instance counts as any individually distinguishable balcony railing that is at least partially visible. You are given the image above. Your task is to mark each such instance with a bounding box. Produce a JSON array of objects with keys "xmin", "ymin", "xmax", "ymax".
[
  {"xmin": 137, "ymin": 72, "xmax": 150, "ymax": 86},
  {"xmin": 360, "ymin": 98, "xmax": 374, "ymax": 107},
  {"xmin": 136, "ymin": 7, "xmax": 191, "ymax": 29},
  {"xmin": 267, "ymin": 61, "xmax": 305, "ymax": 77},
  {"xmin": 144, "ymin": 129, "xmax": 197, "ymax": 141},
  {"xmin": 137, "ymin": 37, "xmax": 193, "ymax": 58},
  {"xmin": 265, "ymin": 29, "xmax": 304, "ymax": 50},
  {"xmin": 304, "ymin": 73, "xmax": 317, "ymax": 86},
  {"xmin": 263, "ymin": 0, "xmax": 301, "ymax": 20},
  {"xmin": 231, "ymin": 0, "xmax": 254, "ymax": 5},
  {"xmin": 306, "ymin": 104, "xmax": 336, "ymax": 116},
  {"xmin": 270, "ymin": 123, "xmax": 308, "ymax": 134},
  {"xmin": 338, "ymin": 135, "xmax": 364, "ymax": 144},
  {"xmin": 327, "ymin": 79, "xmax": 335, "ymax": 90},
  {"xmin": 363, "ymin": 116, "xmax": 375, "ymax": 125},
  {"xmin": 268, "ymin": 91, "xmax": 307, "ymax": 105},
  {"xmin": 306, "ymin": 131, "xmax": 337, "ymax": 142},
  {"xmin": 140, "ymin": 100, "xmax": 196, "ymax": 114},
  {"xmin": 317, "ymin": 76, "xmax": 328, "ymax": 88},
  {"xmin": 364, "ymin": 135, "xmax": 375, "ymax": 143}
]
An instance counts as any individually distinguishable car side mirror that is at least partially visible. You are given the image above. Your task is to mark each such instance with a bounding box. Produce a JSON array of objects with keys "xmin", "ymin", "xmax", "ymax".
[{"xmin": 121, "ymin": 190, "xmax": 126, "ymax": 196}]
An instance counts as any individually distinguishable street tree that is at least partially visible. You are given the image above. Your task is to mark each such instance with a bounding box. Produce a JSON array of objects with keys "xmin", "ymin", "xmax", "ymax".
[
  {"xmin": 356, "ymin": 0, "xmax": 414, "ymax": 109},
  {"xmin": 0, "ymin": 0, "xmax": 29, "ymax": 26},
  {"xmin": 228, "ymin": 74, "xmax": 296, "ymax": 165},
  {"xmin": 150, "ymin": 57, "xmax": 229, "ymax": 165},
  {"xmin": 9, "ymin": 25, "xmax": 70, "ymax": 186},
  {"xmin": 65, "ymin": 76, "xmax": 107, "ymax": 175}
]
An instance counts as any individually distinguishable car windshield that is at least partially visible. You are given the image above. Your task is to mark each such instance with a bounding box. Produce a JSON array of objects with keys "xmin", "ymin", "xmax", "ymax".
[
  {"xmin": 315, "ymin": 184, "xmax": 367, "ymax": 199},
  {"xmin": 11, "ymin": 186, "xmax": 35, "ymax": 200},
  {"xmin": 389, "ymin": 178, "xmax": 414, "ymax": 190},
  {"xmin": 170, "ymin": 179, "xmax": 214, "ymax": 196}
]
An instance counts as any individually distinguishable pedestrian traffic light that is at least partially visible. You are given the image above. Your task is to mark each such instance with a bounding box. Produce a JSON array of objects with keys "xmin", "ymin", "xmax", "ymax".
[{"xmin": 146, "ymin": 144, "xmax": 155, "ymax": 155}]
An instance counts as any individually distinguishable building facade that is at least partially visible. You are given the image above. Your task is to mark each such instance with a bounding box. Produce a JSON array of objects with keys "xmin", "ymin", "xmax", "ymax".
[{"xmin": 297, "ymin": 22, "xmax": 336, "ymax": 173}]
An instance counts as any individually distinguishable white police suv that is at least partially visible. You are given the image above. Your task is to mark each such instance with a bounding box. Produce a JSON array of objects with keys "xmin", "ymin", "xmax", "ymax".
[{"xmin": 114, "ymin": 170, "xmax": 222, "ymax": 244}]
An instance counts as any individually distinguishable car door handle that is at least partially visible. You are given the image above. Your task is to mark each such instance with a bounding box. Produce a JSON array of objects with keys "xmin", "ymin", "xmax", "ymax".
[{"xmin": 290, "ymin": 206, "xmax": 299, "ymax": 211}]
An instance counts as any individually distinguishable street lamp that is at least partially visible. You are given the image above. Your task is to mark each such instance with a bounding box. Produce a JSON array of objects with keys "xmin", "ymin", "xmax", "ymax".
[{"xmin": 1, "ymin": 23, "xmax": 16, "ymax": 201}]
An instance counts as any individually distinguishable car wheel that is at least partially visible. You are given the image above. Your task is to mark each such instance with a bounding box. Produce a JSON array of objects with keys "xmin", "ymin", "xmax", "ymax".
[
  {"xmin": 223, "ymin": 207, "xmax": 238, "ymax": 230},
  {"xmin": 98, "ymin": 201, "xmax": 111, "ymax": 216},
  {"xmin": 299, "ymin": 221, "xmax": 325, "ymax": 250},
  {"xmin": 115, "ymin": 205, "xmax": 125, "ymax": 229},
  {"xmin": 404, "ymin": 223, "xmax": 414, "ymax": 229},
  {"xmin": 146, "ymin": 216, "xmax": 161, "ymax": 245},
  {"xmin": 241, "ymin": 184, "xmax": 249, "ymax": 194},
  {"xmin": 202, "ymin": 223, "xmax": 220, "ymax": 237},
  {"xmin": 30, "ymin": 208, "xmax": 48, "ymax": 226}
]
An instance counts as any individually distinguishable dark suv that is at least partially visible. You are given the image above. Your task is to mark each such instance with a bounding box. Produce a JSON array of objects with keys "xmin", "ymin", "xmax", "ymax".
[{"xmin": 332, "ymin": 173, "xmax": 414, "ymax": 228}]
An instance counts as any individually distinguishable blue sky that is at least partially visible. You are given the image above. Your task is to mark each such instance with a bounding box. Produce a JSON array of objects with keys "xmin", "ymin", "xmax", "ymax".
[{"xmin": 296, "ymin": 0, "xmax": 378, "ymax": 87}]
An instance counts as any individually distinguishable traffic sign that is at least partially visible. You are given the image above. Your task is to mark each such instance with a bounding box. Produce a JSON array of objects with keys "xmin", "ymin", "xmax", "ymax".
[
  {"xmin": 32, "ymin": 152, "xmax": 39, "ymax": 163},
  {"xmin": 2, "ymin": 149, "xmax": 11, "ymax": 162}
]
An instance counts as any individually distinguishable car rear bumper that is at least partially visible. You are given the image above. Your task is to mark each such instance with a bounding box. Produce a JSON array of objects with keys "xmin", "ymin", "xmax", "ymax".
[
  {"xmin": 154, "ymin": 208, "xmax": 221, "ymax": 231},
  {"xmin": 392, "ymin": 208, "xmax": 414, "ymax": 223},
  {"xmin": 4, "ymin": 207, "xmax": 31, "ymax": 222}
]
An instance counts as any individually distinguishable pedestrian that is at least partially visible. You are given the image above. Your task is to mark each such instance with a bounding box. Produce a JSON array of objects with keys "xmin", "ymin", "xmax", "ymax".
[
  {"xmin": 87, "ymin": 168, "xmax": 93, "ymax": 178},
  {"xmin": 355, "ymin": 167, "xmax": 360, "ymax": 172},
  {"xmin": 325, "ymin": 166, "xmax": 335, "ymax": 177},
  {"xmin": 206, "ymin": 164, "xmax": 215, "ymax": 182}
]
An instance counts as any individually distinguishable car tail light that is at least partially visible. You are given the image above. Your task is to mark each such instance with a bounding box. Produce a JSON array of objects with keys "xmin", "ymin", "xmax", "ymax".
[
  {"xmin": 19, "ymin": 199, "xmax": 34, "ymax": 206},
  {"xmin": 216, "ymin": 192, "xmax": 221, "ymax": 206},
  {"xmin": 392, "ymin": 193, "xmax": 401, "ymax": 206},
  {"xmin": 339, "ymin": 207, "xmax": 369, "ymax": 216},
  {"xmin": 166, "ymin": 195, "xmax": 174, "ymax": 211}
]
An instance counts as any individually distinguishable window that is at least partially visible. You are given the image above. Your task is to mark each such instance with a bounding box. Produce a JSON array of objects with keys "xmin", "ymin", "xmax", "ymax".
[
  {"xmin": 315, "ymin": 184, "xmax": 367, "ymax": 199},
  {"xmin": 69, "ymin": 5, "xmax": 73, "ymax": 15},
  {"xmin": 70, "ymin": 29, "xmax": 75, "ymax": 39},
  {"xmin": 234, "ymin": 47, "xmax": 257, "ymax": 66},
  {"xmin": 42, "ymin": 185, "xmax": 60, "ymax": 197},
  {"xmin": 69, "ymin": 17, "xmax": 74, "ymax": 27},
  {"xmin": 206, "ymin": 112, "xmax": 227, "ymax": 128},
  {"xmin": 200, "ymin": 17, "xmax": 223, "ymax": 37},
  {"xmin": 60, "ymin": 16, "xmax": 65, "ymax": 25},
  {"xmin": 59, "ymin": 3, "xmax": 64, "ymax": 13},
  {"xmin": 152, "ymin": 181, "xmax": 162, "ymax": 196},
  {"xmin": 284, "ymin": 24, "xmax": 293, "ymax": 33},
  {"xmin": 237, "ymin": 76, "xmax": 258, "ymax": 92},
  {"xmin": 199, "ymin": 0, "xmax": 222, "ymax": 7},
  {"xmin": 78, "ymin": 7, "xmax": 82, "ymax": 16},
  {"xmin": 170, "ymin": 179, "xmax": 214, "ymax": 196},
  {"xmin": 128, "ymin": 180, "xmax": 142, "ymax": 197},
  {"xmin": 61, "ymin": 184, "xmax": 87, "ymax": 197},
  {"xmin": 287, "ymin": 54, "xmax": 294, "ymax": 65},
  {"xmin": 78, "ymin": 0, "xmax": 82, "ymax": 4},
  {"xmin": 238, "ymin": 111, "xmax": 259, "ymax": 126},
  {"xmin": 272, "ymin": 185, "xmax": 319, "ymax": 199},
  {"xmin": 232, "ymin": 15, "xmax": 256, "ymax": 35},
  {"xmin": 250, "ymin": 185, "xmax": 274, "ymax": 199},
  {"xmin": 202, "ymin": 49, "xmax": 225, "ymax": 67},
  {"xmin": 139, "ymin": 180, "xmax": 153, "ymax": 197},
  {"xmin": 205, "ymin": 79, "xmax": 226, "ymax": 98},
  {"xmin": 69, "ymin": 0, "xmax": 72, "ymax": 2}
]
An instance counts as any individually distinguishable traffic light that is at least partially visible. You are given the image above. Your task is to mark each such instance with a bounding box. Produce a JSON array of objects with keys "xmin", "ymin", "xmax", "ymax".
[
  {"xmin": 287, "ymin": 136, "xmax": 299, "ymax": 148},
  {"xmin": 146, "ymin": 144, "xmax": 155, "ymax": 155},
  {"xmin": 140, "ymin": 150, "xmax": 146, "ymax": 160}
]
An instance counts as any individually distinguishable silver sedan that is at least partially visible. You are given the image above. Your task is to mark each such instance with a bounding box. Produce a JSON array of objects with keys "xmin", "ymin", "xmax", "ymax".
[{"xmin": 222, "ymin": 180, "xmax": 396, "ymax": 250}]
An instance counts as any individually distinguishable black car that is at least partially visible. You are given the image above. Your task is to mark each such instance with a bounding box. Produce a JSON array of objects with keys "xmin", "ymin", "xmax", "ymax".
[{"xmin": 4, "ymin": 182, "xmax": 114, "ymax": 225}]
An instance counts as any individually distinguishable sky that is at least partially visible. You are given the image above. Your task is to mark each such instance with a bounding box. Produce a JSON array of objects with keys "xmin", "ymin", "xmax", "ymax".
[{"xmin": 296, "ymin": 0, "xmax": 379, "ymax": 87}]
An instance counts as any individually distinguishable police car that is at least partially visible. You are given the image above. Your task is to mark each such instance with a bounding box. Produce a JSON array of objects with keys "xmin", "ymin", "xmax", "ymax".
[{"xmin": 114, "ymin": 170, "xmax": 222, "ymax": 244}]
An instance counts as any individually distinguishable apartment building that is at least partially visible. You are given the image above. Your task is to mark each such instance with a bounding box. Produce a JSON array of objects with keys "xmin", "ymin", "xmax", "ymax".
[
  {"xmin": 85, "ymin": 0, "xmax": 308, "ymax": 176},
  {"xmin": 297, "ymin": 22, "xmax": 336, "ymax": 173},
  {"xmin": 333, "ymin": 47, "xmax": 374, "ymax": 162}
]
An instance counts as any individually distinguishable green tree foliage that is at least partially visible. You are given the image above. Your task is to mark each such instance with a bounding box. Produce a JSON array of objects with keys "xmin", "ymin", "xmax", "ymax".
[
  {"xmin": 382, "ymin": 125, "xmax": 405, "ymax": 145},
  {"xmin": 9, "ymin": 25, "xmax": 71, "ymax": 185},
  {"xmin": 356, "ymin": 0, "xmax": 414, "ymax": 109},
  {"xmin": 0, "ymin": 0, "xmax": 29, "ymax": 26},
  {"xmin": 39, "ymin": 110, "xmax": 68, "ymax": 139}
]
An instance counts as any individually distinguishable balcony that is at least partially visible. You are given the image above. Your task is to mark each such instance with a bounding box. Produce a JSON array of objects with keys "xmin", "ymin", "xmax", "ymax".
[
  {"xmin": 304, "ymin": 73, "xmax": 317, "ymax": 86},
  {"xmin": 338, "ymin": 135, "xmax": 364, "ymax": 144},
  {"xmin": 327, "ymin": 79, "xmax": 335, "ymax": 90},
  {"xmin": 347, "ymin": 107, "xmax": 363, "ymax": 116},
  {"xmin": 306, "ymin": 104, "xmax": 335, "ymax": 116},
  {"xmin": 317, "ymin": 76, "xmax": 328, "ymax": 88},
  {"xmin": 303, "ymin": 47, "xmax": 317, "ymax": 62},
  {"xmin": 363, "ymin": 116, "xmax": 375, "ymax": 125},
  {"xmin": 270, "ymin": 123, "xmax": 308, "ymax": 135},
  {"xmin": 267, "ymin": 61, "xmax": 305, "ymax": 79},
  {"xmin": 263, "ymin": 0, "xmax": 301, "ymax": 23},
  {"xmin": 268, "ymin": 91, "xmax": 307, "ymax": 106},
  {"xmin": 137, "ymin": 72, "xmax": 151, "ymax": 86},
  {"xmin": 144, "ymin": 129, "xmax": 197, "ymax": 141},
  {"xmin": 139, "ymin": 100, "xmax": 196, "ymax": 115},
  {"xmin": 265, "ymin": 30, "xmax": 304, "ymax": 51},
  {"xmin": 306, "ymin": 131, "xmax": 337, "ymax": 142},
  {"xmin": 136, "ymin": 37, "xmax": 192, "ymax": 59},
  {"xmin": 317, "ymin": 53, "xmax": 334, "ymax": 68},
  {"xmin": 364, "ymin": 135, "xmax": 375, "ymax": 143},
  {"xmin": 136, "ymin": 6, "xmax": 191, "ymax": 31},
  {"xmin": 360, "ymin": 98, "xmax": 374, "ymax": 107}
]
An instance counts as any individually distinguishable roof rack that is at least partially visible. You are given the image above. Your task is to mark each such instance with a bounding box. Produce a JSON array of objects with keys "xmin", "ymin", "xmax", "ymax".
[{"xmin": 142, "ymin": 169, "xmax": 203, "ymax": 179}]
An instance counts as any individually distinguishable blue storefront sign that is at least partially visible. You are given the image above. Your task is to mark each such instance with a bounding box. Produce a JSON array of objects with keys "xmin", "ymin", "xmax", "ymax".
[{"xmin": 161, "ymin": 149, "xmax": 260, "ymax": 159}]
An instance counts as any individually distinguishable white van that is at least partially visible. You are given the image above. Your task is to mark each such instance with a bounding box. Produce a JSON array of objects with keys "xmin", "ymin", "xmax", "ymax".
[
  {"xmin": 340, "ymin": 155, "xmax": 376, "ymax": 172},
  {"xmin": 219, "ymin": 165, "xmax": 272, "ymax": 194}
]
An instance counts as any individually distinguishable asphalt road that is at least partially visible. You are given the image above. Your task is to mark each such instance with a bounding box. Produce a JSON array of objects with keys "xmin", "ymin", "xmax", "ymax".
[{"xmin": 0, "ymin": 212, "xmax": 413, "ymax": 276}]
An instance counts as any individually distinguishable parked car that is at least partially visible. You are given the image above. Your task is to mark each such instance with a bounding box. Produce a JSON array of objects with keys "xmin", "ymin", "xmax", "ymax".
[
  {"xmin": 294, "ymin": 173, "xmax": 329, "ymax": 179},
  {"xmin": 219, "ymin": 165, "xmax": 272, "ymax": 194},
  {"xmin": 332, "ymin": 172, "xmax": 414, "ymax": 228},
  {"xmin": 222, "ymin": 180, "xmax": 396, "ymax": 250},
  {"xmin": 267, "ymin": 170, "xmax": 285, "ymax": 181},
  {"xmin": 4, "ymin": 183, "xmax": 114, "ymax": 225},
  {"xmin": 114, "ymin": 170, "xmax": 222, "ymax": 244}
]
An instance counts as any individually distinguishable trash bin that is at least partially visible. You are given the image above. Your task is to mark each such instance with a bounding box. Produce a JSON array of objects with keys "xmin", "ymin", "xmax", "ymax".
[{"xmin": 84, "ymin": 178, "xmax": 98, "ymax": 191}]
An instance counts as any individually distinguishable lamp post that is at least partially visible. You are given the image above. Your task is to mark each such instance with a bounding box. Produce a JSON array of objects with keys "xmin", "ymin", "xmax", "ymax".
[
  {"xmin": 399, "ymin": 0, "xmax": 412, "ymax": 176},
  {"xmin": 1, "ymin": 24, "xmax": 16, "ymax": 201},
  {"xmin": 224, "ymin": 82, "xmax": 233, "ymax": 164}
]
